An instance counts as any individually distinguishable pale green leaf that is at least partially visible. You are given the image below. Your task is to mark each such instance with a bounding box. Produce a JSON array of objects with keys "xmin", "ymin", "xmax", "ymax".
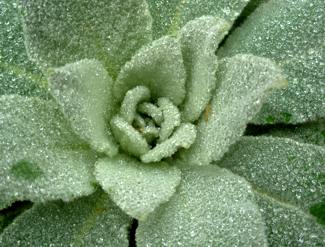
[
  {"xmin": 179, "ymin": 16, "xmax": 231, "ymax": 122},
  {"xmin": 219, "ymin": 0, "xmax": 325, "ymax": 124},
  {"xmin": 0, "ymin": 0, "xmax": 47, "ymax": 97},
  {"xmin": 114, "ymin": 36, "xmax": 186, "ymax": 106},
  {"xmin": 110, "ymin": 115, "xmax": 150, "ymax": 157},
  {"xmin": 20, "ymin": 0, "xmax": 152, "ymax": 77},
  {"xmin": 0, "ymin": 191, "xmax": 132, "ymax": 246},
  {"xmin": 141, "ymin": 123, "xmax": 196, "ymax": 163},
  {"xmin": 255, "ymin": 192, "xmax": 325, "ymax": 247},
  {"xmin": 120, "ymin": 86, "xmax": 151, "ymax": 124},
  {"xmin": 147, "ymin": 0, "xmax": 249, "ymax": 38},
  {"xmin": 0, "ymin": 95, "xmax": 96, "ymax": 209},
  {"xmin": 221, "ymin": 136, "xmax": 325, "ymax": 243},
  {"xmin": 219, "ymin": 136, "xmax": 325, "ymax": 211},
  {"xmin": 138, "ymin": 102, "xmax": 163, "ymax": 125},
  {"xmin": 157, "ymin": 97, "xmax": 181, "ymax": 143},
  {"xmin": 137, "ymin": 166, "xmax": 268, "ymax": 246},
  {"xmin": 95, "ymin": 155, "xmax": 181, "ymax": 220},
  {"xmin": 266, "ymin": 120, "xmax": 325, "ymax": 146},
  {"xmin": 182, "ymin": 54, "xmax": 286, "ymax": 165},
  {"xmin": 49, "ymin": 59, "xmax": 118, "ymax": 157}
]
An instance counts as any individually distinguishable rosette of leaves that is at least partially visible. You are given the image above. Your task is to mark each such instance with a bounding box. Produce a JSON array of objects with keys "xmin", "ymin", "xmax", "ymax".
[{"xmin": 0, "ymin": 0, "xmax": 324, "ymax": 246}]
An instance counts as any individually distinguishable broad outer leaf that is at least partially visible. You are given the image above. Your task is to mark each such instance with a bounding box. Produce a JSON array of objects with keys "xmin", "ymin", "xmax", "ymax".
[
  {"xmin": 49, "ymin": 59, "xmax": 118, "ymax": 157},
  {"xmin": 114, "ymin": 36, "xmax": 186, "ymax": 106},
  {"xmin": 20, "ymin": 0, "xmax": 152, "ymax": 77},
  {"xmin": 182, "ymin": 54, "xmax": 286, "ymax": 165},
  {"xmin": 219, "ymin": 0, "xmax": 325, "ymax": 124},
  {"xmin": 219, "ymin": 136, "xmax": 325, "ymax": 245},
  {"xmin": 0, "ymin": 95, "xmax": 96, "ymax": 209},
  {"xmin": 265, "ymin": 119, "xmax": 325, "ymax": 147},
  {"xmin": 255, "ymin": 193, "xmax": 325, "ymax": 246},
  {"xmin": 220, "ymin": 136, "xmax": 325, "ymax": 211},
  {"xmin": 0, "ymin": 191, "xmax": 132, "ymax": 246},
  {"xmin": 147, "ymin": 0, "xmax": 249, "ymax": 38},
  {"xmin": 179, "ymin": 16, "xmax": 231, "ymax": 122},
  {"xmin": 0, "ymin": 0, "xmax": 47, "ymax": 97},
  {"xmin": 137, "ymin": 166, "xmax": 268, "ymax": 246},
  {"xmin": 95, "ymin": 155, "xmax": 181, "ymax": 220}
]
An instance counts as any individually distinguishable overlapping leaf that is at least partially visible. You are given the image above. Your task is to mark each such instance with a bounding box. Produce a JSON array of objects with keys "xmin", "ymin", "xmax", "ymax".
[
  {"xmin": 0, "ymin": 95, "xmax": 96, "ymax": 209},
  {"xmin": 20, "ymin": 0, "xmax": 152, "ymax": 77},
  {"xmin": 137, "ymin": 166, "xmax": 268, "ymax": 246},
  {"xmin": 114, "ymin": 36, "xmax": 186, "ymax": 106},
  {"xmin": 265, "ymin": 119, "xmax": 325, "ymax": 146},
  {"xmin": 179, "ymin": 16, "xmax": 231, "ymax": 122},
  {"xmin": 256, "ymin": 193, "xmax": 325, "ymax": 246},
  {"xmin": 182, "ymin": 54, "xmax": 286, "ymax": 165},
  {"xmin": 0, "ymin": 0, "xmax": 47, "ymax": 97},
  {"xmin": 219, "ymin": 136, "xmax": 325, "ymax": 245},
  {"xmin": 0, "ymin": 191, "xmax": 132, "ymax": 246},
  {"xmin": 95, "ymin": 155, "xmax": 181, "ymax": 220},
  {"xmin": 219, "ymin": 0, "xmax": 325, "ymax": 124},
  {"xmin": 49, "ymin": 59, "xmax": 118, "ymax": 157},
  {"xmin": 147, "ymin": 0, "xmax": 249, "ymax": 38}
]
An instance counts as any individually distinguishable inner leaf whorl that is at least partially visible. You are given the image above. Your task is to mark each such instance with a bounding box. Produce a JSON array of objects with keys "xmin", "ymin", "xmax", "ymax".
[{"xmin": 110, "ymin": 85, "xmax": 197, "ymax": 163}]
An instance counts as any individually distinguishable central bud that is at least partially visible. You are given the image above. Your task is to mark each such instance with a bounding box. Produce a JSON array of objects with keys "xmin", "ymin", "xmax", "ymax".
[{"xmin": 110, "ymin": 86, "xmax": 197, "ymax": 163}]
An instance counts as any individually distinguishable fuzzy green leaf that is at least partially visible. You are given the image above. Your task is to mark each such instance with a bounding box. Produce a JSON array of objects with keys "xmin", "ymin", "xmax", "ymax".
[
  {"xmin": 137, "ymin": 166, "xmax": 268, "ymax": 246},
  {"xmin": 110, "ymin": 115, "xmax": 150, "ymax": 157},
  {"xmin": 114, "ymin": 36, "xmax": 186, "ymax": 106},
  {"xmin": 147, "ymin": 0, "xmax": 249, "ymax": 38},
  {"xmin": 255, "ymin": 193, "xmax": 325, "ymax": 246},
  {"xmin": 219, "ymin": 0, "xmax": 325, "ymax": 124},
  {"xmin": 179, "ymin": 16, "xmax": 231, "ymax": 122},
  {"xmin": 220, "ymin": 136, "xmax": 325, "ymax": 211},
  {"xmin": 49, "ymin": 59, "xmax": 118, "ymax": 157},
  {"xmin": 95, "ymin": 155, "xmax": 181, "ymax": 220},
  {"xmin": 182, "ymin": 54, "xmax": 286, "ymax": 165},
  {"xmin": 0, "ymin": 0, "xmax": 47, "ymax": 97},
  {"xmin": 20, "ymin": 0, "xmax": 152, "ymax": 77},
  {"xmin": 141, "ymin": 123, "xmax": 196, "ymax": 163},
  {"xmin": 219, "ymin": 136, "xmax": 325, "ymax": 245},
  {"xmin": 157, "ymin": 97, "xmax": 181, "ymax": 143},
  {"xmin": 266, "ymin": 120, "xmax": 325, "ymax": 146},
  {"xmin": 0, "ymin": 95, "xmax": 96, "ymax": 209},
  {"xmin": 0, "ymin": 191, "xmax": 132, "ymax": 246}
]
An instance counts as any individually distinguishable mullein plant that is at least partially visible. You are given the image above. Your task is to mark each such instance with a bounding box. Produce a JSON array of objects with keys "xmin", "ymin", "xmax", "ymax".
[{"xmin": 0, "ymin": 0, "xmax": 324, "ymax": 246}]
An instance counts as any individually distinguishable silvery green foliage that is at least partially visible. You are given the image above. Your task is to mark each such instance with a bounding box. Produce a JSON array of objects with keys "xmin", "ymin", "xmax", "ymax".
[
  {"xmin": 0, "ymin": 0, "xmax": 324, "ymax": 246},
  {"xmin": 219, "ymin": 0, "xmax": 325, "ymax": 124}
]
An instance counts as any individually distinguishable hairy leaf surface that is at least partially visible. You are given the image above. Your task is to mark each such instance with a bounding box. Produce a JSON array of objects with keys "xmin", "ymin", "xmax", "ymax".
[
  {"xmin": 219, "ymin": 136, "xmax": 325, "ymax": 245},
  {"xmin": 49, "ymin": 59, "xmax": 118, "ymax": 157},
  {"xmin": 0, "ymin": 191, "xmax": 132, "ymax": 246},
  {"xmin": 21, "ymin": 0, "xmax": 152, "ymax": 77},
  {"xmin": 219, "ymin": 0, "xmax": 325, "ymax": 124},
  {"xmin": 147, "ymin": 0, "xmax": 249, "ymax": 38},
  {"xmin": 182, "ymin": 54, "xmax": 286, "ymax": 165},
  {"xmin": 0, "ymin": 0, "xmax": 47, "ymax": 97},
  {"xmin": 0, "ymin": 95, "xmax": 96, "ymax": 209},
  {"xmin": 137, "ymin": 166, "xmax": 268, "ymax": 246},
  {"xmin": 95, "ymin": 155, "xmax": 181, "ymax": 220}
]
